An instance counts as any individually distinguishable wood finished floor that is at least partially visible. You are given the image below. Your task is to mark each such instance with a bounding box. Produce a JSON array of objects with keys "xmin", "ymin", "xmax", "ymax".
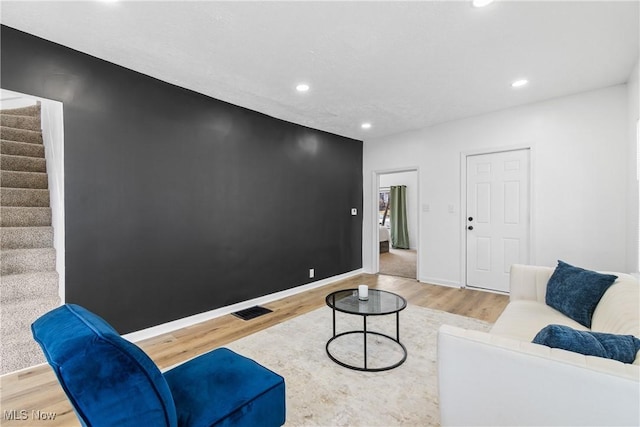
[{"xmin": 0, "ymin": 273, "xmax": 508, "ymax": 427}]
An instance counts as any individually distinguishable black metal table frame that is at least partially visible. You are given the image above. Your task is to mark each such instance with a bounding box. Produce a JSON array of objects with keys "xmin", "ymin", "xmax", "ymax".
[{"xmin": 325, "ymin": 291, "xmax": 407, "ymax": 372}]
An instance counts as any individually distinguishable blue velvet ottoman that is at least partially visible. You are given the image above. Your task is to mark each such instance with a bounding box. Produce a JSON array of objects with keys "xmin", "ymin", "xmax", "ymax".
[{"xmin": 31, "ymin": 304, "xmax": 286, "ymax": 427}]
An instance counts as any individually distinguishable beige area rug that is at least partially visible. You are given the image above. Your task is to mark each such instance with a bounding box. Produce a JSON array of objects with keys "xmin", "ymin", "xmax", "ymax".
[
  {"xmin": 226, "ymin": 305, "xmax": 491, "ymax": 426},
  {"xmin": 379, "ymin": 248, "xmax": 417, "ymax": 279}
]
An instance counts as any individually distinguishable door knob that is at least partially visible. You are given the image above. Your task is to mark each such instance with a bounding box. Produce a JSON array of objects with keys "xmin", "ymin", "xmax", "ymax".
[{"xmin": 468, "ymin": 226, "xmax": 473, "ymax": 230}]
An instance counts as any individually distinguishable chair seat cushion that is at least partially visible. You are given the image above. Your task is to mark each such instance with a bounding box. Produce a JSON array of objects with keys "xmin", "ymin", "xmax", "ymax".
[{"xmin": 164, "ymin": 348, "xmax": 285, "ymax": 427}]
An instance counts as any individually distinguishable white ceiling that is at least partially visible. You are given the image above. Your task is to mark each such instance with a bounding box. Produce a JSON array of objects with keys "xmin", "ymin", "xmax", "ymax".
[{"xmin": 1, "ymin": 1, "xmax": 638, "ymax": 140}]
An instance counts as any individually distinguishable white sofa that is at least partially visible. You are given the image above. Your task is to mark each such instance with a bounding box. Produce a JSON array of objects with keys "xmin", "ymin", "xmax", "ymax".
[{"xmin": 438, "ymin": 264, "xmax": 640, "ymax": 426}]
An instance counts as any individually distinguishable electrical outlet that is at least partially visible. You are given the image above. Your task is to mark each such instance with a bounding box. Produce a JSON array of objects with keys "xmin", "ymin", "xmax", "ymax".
[
  {"xmin": 309, "ymin": 268, "xmax": 315, "ymax": 278},
  {"xmin": 351, "ymin": 208, "xmax": 357, "ymax": 215}
]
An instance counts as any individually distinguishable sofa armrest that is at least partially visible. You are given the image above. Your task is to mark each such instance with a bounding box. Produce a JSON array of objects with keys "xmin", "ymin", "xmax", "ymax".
[
  {"xmin": 509, "ymin": 264, "xmax": 554, "ymax": 302},
  {"xmin": 437, "ymin": 325, "xmax": 640, "ymax": 426}
]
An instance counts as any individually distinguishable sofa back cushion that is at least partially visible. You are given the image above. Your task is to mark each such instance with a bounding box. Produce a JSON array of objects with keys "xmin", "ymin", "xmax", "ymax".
[
  {"xmin": 509, "ymin": 264, "xmax": 554, "ymax": 302},
  {"xmin": 592, "ymin": 274, "xmax": 640, "ymax": 338}
]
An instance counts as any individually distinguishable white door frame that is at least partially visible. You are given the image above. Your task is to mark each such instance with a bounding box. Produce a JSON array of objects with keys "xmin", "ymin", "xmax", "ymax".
[
  {"xmin": 459, "ymin": 144, "xmax": 535, "ymax": 290},
  {"xmin": 372, "ymin": 167, "xmax": 420, "ymax": 277}
]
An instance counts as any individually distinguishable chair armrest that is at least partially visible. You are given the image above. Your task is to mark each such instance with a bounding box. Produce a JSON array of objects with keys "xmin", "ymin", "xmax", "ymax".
[
  {"xmin": 437, "ymin": 325, "xmax": 640, "ymax": 426},
  {"xmin": 509, "ymin": 264, "xmax": 554, "ymax": 302}
]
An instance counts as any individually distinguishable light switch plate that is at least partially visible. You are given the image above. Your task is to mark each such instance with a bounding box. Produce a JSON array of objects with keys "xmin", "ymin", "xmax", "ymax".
[{"xmin": 351, "ymin": 208, "xmax": 357, "ymax": 215}]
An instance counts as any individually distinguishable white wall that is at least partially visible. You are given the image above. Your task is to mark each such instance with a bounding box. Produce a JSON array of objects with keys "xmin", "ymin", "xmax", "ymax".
[
  {"xmin": 627, "ymin": 60, "xmax": 639, "ymax": 274},
  {"xmin": 379, "ymin": 170, "xmax": 418, "ymax": 250},
  {"xmin": 41, "ymin": 100, "xmax": 65, "ymax": 300},
  {"xmin": 363, "ymin": 85, "xmax": 630, "ymax": 288}
]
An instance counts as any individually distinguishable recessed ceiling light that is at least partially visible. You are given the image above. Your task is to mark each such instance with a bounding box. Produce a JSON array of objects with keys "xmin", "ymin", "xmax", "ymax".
[
  {"xmin": 296, "ymin": 83, "xmax": 310, "ymax": 92},
  {"xmin": 361, "ymin": 123, "xmax": 372, "ymax": 130},
  {"xmin": 511, "ymin": 79, "xmax": 529, "ymax": 88},
  {"xmin": 472, "ymin": 0, "xmax": 494, "ymax": 7}
]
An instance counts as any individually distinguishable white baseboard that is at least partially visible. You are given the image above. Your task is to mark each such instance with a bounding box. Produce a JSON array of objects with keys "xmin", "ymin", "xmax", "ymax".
[
  {"xmin": 466, "ymin": 285, "xmax": 509, "ymax": 295},
  {"xmin": 124, "ymin": 269, "xmax": 363, "ymax": 343},
  {"xmin": 0, "ymin": 362, "xmax": 48, "ymax": 378},
  {"xmin": 419, "ymin": 277, "xmax": 461, "ymax": 289}
]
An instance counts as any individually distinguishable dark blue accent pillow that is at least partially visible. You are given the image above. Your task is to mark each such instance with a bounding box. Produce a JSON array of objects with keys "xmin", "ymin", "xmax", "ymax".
[
  {"xmin": 533, "ymin": 324, "xmax": 640, "ymax": 364},
  {"xmin": 545, "ymin": 260, "xmax": 617, "ymax": 328}
]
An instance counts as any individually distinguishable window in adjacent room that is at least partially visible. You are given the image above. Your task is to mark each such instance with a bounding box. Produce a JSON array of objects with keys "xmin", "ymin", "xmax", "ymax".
[{"xmin": 379, "ymin": 188, "xmax": 391, "ymax": 227}]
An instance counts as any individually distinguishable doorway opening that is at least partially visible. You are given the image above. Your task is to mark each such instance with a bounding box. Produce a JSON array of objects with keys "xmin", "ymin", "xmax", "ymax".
[
  {"xmin": 376, "ymin": 169, "xmax": 418, "ymax": 279},
  {"xmin": 1, "ymin": 88, "xmax": 65, "ymax": 299}
]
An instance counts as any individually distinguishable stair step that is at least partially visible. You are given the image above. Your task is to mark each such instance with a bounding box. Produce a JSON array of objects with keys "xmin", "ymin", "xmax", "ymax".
[
  {"xmin": 0, "ymin": 206, "xmax": 51, "ymax": 226},
  {"xmin": 1, "ymin": 248, "xmax": 56, "ymax": 276},
  {"xmin": 0, "ymin": 126, "xmax": 43, "ymax": 145},
  {"xmin": 1, "ymin": 226, "xmax": 53, "ymax": 249},
  {"xmin": 1, "ymin": 139, "xmax": 45, "ymax": 158},
  {"xmin": 1, "ymin": 154, "xmax": 46, "ymax": 173},
  {"xmin": 1, "ymin": 188, "xmax": 50, "ymax": 207},
  {"xmin": 0, "ymin": 104, "xmax": 40, "ymax": 117},
  {"xmin": 1, "ymin": 332, "xmax": 47, "ymax": 374},
  {"xmin": 1, "ymin": 170, "xmax": 48, "ymax": 189},
  {"xmin": 1, "ymin": 296, "xmax": 60, "ymax": 344},
  {"xmin": 0, "ymin": 105, "xmax": 53, "ymax": 375},
  {"xmin": 0, "ymin": 114, "xmax": 41, "ymax": 132},
  {"xmin": 1, "ymin": 270, "xmax": 58, "ymax": 303}
]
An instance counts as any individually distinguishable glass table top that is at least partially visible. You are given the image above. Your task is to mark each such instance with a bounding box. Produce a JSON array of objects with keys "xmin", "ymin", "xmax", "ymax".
[{"xmin": 326, "ymin": 289, "xmax": 407, "ymax": 315}]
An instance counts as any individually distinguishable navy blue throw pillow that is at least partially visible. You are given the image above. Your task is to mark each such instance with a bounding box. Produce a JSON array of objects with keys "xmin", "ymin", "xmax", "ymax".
[
  {"xmin": 545, "ymin": 260, "xmax": 617, "ymax": 328},
  {"xmin": 533, "ymin": 324, "xmax": 640, "ymax": 364}
]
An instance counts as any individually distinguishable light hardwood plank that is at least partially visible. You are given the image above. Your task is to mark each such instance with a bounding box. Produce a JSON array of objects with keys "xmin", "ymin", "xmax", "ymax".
[{"xmin": 0, "ymin": 273, "xmax": 508, "ymax": 426}]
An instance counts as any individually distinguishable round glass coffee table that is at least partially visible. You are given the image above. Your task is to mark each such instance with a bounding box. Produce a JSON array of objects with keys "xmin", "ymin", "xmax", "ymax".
[{"xmin": 325, "ymin": 288, "xmax": 407, "ymax": 372}]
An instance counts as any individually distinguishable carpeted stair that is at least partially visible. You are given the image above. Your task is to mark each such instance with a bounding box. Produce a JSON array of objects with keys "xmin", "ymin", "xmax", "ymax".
[{"xmin": 1, "ymin": 104, "xmax": 60, "ymax": 374}]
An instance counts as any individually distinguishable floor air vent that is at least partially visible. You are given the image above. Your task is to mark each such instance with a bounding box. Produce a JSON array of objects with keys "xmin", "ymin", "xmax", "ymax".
[{"xmin": 232, "ymin": 306, "xmax": 273, "ymax": 321}]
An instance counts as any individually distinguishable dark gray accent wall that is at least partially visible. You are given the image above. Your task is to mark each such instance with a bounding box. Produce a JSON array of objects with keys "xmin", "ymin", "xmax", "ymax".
[{"xmin": 1, "ymin": 25, "xmax": 362, "ymax": 333}]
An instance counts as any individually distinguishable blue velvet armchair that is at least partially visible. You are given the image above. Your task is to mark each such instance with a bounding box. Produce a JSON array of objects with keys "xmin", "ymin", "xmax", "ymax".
[{"xmin": 31, "ymin": 304, "xmax": 286, "ymax": 427}]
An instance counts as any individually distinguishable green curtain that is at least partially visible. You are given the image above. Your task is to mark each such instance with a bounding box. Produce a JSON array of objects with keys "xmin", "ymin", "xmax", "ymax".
[{"xmin": 390, "ymin": 185, "xmax": 410, "ymax": 249}]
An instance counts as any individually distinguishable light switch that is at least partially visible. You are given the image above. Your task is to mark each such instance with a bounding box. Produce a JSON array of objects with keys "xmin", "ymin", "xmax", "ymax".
[
  {"xmin": 351, "ymin": 208, "xmax": 357, "ymax": 215},
  {"xmin": 448, "ymin": 204, "xmax": 455, "ymax": 213},
  {"xmin": 422, "ymin": 204, "xmax": 430, "ymax": 212}
]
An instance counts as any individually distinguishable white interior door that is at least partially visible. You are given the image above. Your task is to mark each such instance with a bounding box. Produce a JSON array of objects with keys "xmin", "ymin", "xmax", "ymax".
[{"xmin": 466, "ymin": 149, "xmax": 530, "ymax": 292}]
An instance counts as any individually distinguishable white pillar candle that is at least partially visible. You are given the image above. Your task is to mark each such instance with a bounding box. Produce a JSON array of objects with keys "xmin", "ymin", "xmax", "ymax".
[{"xmin": 358, "ymin": 285, "xmax": 369, "ymax": 300}]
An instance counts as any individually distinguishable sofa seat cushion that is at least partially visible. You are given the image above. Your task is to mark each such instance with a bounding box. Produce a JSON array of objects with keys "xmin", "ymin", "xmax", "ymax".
[
  {"xmin": 164, "ymin": 348, "xmax": 285, "ymax": 427},
  {"xmin": 491, "ymin": 301, "xmax": 588, "ymax": 341}
]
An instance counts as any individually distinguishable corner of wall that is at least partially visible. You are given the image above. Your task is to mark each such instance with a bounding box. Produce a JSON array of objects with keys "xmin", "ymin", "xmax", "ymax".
[{"xmin": 627, "ymin": 59, "xmax": 639, "ymax": 274}]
